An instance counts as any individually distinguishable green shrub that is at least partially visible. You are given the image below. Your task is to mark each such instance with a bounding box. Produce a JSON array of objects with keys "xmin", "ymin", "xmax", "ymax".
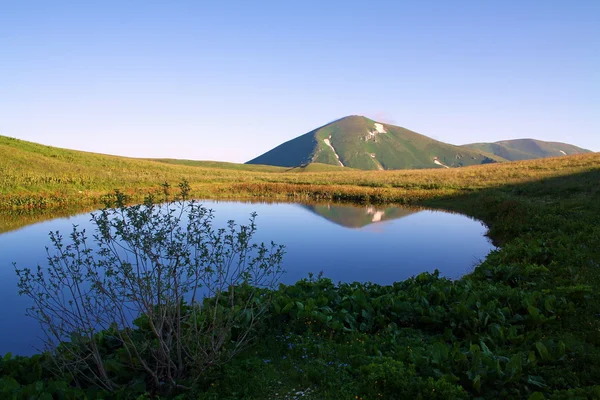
[{"xmin": 14, "ymin": 182, "xmax": 285, "ymax": 394}]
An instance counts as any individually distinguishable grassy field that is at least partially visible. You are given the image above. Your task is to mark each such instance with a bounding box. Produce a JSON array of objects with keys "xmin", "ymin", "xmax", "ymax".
[
  {"xmin": 2, "ymin": 135, "xmax": 600, "ymax": 398},
  {"xmin": 1, "ymin": 134, "xmax": 599, "ymax": 211}
]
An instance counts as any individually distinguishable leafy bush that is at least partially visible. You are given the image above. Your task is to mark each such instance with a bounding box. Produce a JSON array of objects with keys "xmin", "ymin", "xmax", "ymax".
[{"xmin": 15, "ymin": 182, "xmax": 284, "ymax": 394}]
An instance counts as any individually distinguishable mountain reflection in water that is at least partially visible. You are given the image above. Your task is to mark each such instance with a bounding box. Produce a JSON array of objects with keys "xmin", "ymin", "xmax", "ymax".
[{"xmin": 300, "ymin": 204, "xmax": 417, "ymax": 228}]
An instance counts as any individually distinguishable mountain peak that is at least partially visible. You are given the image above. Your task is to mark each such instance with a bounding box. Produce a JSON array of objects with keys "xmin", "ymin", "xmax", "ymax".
[
  {"xmin": 247, "ymin": 117, "xmax": 496, "ymax": 170},
  {"xmin": 247, "ymin": 116, "xmax": 591, "ymax": 170},
  {"xmin": 320, "ymin": 115, "xmax": 370, "ymax": 127}
]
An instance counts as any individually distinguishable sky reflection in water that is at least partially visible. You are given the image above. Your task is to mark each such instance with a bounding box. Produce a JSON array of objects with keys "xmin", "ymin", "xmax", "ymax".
[{"xmin": 0, "ymin": 200, "xmax": 495, "ymax": 356}]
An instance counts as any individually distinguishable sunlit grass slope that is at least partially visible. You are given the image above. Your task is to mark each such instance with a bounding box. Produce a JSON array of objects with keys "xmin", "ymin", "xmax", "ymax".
[
  {"xmin": 149, "ymin": 159, "xmax": 349, "ymax": 173},
  {"xmin": 1, "ymin": 133, "xmax": 599, "ymax": 211},
  {"xmin": 147, "ymin": 158, "xmax": 287, "ymax": 172},
  {"xmin": 0, "ymin": 134, "xmax": 289, "ymax": 208}
]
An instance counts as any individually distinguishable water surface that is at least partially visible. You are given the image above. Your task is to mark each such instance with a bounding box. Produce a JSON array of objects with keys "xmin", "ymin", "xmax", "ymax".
[{"xmin": 0, "ymin": 201, "xmax": 494, "ymax": 355}]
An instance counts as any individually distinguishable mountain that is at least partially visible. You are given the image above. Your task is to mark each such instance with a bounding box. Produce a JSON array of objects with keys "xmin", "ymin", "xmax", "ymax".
[
  {"xmin": 300, "ymin": 203, "xmax": 417, "ymax": 228},
  {"xmin": 247, "ymin": 116, "xmax": 498, "ymax": 170},
  {"xmin": 462, "ymin": 139, "xmax": 592, "ymax": 161}
]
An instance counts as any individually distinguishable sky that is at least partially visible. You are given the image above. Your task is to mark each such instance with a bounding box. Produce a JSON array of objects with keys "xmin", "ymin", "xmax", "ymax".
[{"xmin": 1, "ymin": 0, "xmax": 599, "ymax": 162}]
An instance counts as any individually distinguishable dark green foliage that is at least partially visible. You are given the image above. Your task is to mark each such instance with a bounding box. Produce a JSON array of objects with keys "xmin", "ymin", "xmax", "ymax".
[{"xmin": 260, "ymin": 269, "xmax": 585, "ymax": 398}]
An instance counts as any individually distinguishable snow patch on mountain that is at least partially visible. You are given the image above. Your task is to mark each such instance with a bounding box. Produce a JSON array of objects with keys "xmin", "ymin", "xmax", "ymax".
[
  {"xmin": 369, "ymin": 153, "xmax": 384, "ymax": 170},
  {"xmin": 433, "ymin": 157, "xmax": 450, "ymax": 168},
  {"xmin": 365, "ymin": 123, "xmax": 387, "ymax": 141},
  {"xmin": 374, "ymin": 123, "xmax": 386, "ymax": 134},
  {"xmin": 323, "ymin": 136, "xmax": 344, "ymax": 167}
]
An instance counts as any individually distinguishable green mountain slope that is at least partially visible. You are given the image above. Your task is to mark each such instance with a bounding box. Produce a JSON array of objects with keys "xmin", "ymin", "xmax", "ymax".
[
  {"xmin": 462, "ymin": 139, "xmax": 591, "ymax": 161},
  {"xmin": 247, "ymin": 116, "xmax": 498, "ymax": 170}
]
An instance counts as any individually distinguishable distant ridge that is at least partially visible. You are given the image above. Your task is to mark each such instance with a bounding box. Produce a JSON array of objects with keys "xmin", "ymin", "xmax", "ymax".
[{"xmin": 462, "ymin": 139, "xmax": 592, "ymax": 161}]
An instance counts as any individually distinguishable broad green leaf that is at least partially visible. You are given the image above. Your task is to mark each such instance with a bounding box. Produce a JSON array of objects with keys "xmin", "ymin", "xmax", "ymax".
[{"xmin": 535, "ymin": 342, "xmax": 550, "ymax": 361}]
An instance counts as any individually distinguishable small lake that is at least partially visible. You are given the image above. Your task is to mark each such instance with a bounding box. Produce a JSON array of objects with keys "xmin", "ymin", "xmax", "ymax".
[{"xmin": 0, "ymin": 200, "xmax": 495, "ymax": 356}]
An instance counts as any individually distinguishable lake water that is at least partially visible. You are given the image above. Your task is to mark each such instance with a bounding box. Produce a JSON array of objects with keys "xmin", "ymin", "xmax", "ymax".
[{"xmin": 0, "ymin": 200, "xmax": 495, "ymax": 356}]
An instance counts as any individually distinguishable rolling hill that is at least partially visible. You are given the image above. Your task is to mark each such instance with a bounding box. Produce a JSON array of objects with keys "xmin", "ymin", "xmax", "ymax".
[
  {"xmin": 462, "ymin": 139, "xmax": 591, "ymax": 161},
  {"xmin": 247, "ymin": 116, "xmax": 498, "ymax": 170}
]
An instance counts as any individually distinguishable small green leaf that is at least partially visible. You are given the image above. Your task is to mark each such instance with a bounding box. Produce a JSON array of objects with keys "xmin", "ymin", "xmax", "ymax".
[
  {"xmin": 281, "ymin": 302, "xmax": 293, "ymax": 313},
  {"xmin": 506, "ymin": 354, "xmax": 522, "ymax": 376},
  {"xmin": 432, "ymin": 342, "xmax": 449, "ymax": 365},
  {"xmin": 528, "ymin": 392, "xmax": 545, "ymax": 400},
  {"xmin": 535, "ymin": 342, "xmax": 550, "ymax": 361},
  {"xmin": 472, "ymin": 374, "xmax": 481, "ymax": 393},
  {"xmin": 527, "ymin": 375, "xmax": 547, "ymax": 388},
  {"xmin": 557, "ymin": 341, "xmax": 566, "ymax": 358},
  {"xmin": 480, "ymin": 340, "xmax": 492, "ymax": 356},
  {"xmin": 528, "ymin": 306, "xmax": 540, "ymax": 319}
]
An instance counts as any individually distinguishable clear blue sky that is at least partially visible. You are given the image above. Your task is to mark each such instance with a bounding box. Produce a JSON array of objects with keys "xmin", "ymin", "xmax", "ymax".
[{"xmin": 1, "ymin": 0, "xmax": 598, "ymax": 162}]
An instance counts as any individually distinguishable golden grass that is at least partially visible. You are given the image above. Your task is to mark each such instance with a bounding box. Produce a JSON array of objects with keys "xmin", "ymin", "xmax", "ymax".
[{"xmin": 1, "ymin": 134, "xmax": 599, "ymax": 210}]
